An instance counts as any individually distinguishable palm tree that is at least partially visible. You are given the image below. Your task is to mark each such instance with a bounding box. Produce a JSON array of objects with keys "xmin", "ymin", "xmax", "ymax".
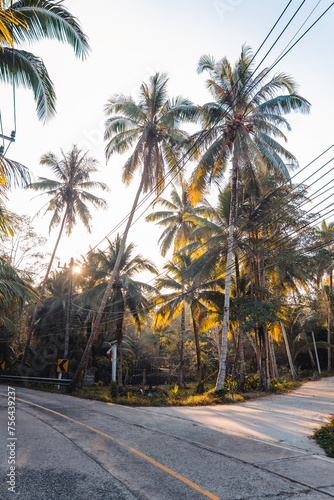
[
  {"xmin": 314, "ymin": 220, "xmax": 334, "ymax": 372},
  {"xmin": 145, "ymin": 177, "xmax": 208, "ymax": 257},
  {"xmin": 0, "ymin": 1, "xmax": 26, "ymax": 46},
  {"xmin": 70, "ymin": 72, "xmax": 196, "ymax": 391},
  {"xmin": 75, "ymin": 237, "xmax": 157, "ymax": 386},
  {"xmin": 190, "ymin": 46, "xmax": 310, "ymax": 390},
  {"xmin": 20, "ymin": 145, "xmax": 108, "ymax": 370},
  {"xmin": 0, "ymin": 0, "xmax": 90, "ymax": 122},
  {"xmin": 0, "ymin": 192, "xmax": 18, "ymax": 239},
  {"xmin": 155, "ymin": 253, "xmax": 218, "ymax": 392},
  {"xmin": 28, "ymin": 268, "xmax": 70, "ymax": 376},
  {"xmin": 0, "ymin": 256, "xmax": 37, "ymax": 331}
]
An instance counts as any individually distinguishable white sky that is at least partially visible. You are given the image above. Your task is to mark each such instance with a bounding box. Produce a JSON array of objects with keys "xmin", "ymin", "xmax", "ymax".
[{"xmin": 2, "ymin": 0, "xmax": 334, "ymax": 279}]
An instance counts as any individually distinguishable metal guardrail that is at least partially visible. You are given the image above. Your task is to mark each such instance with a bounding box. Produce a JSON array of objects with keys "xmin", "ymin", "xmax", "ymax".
[{"xmin": 0, "ymin": 375, "xmax": 72, "ymax": 386}]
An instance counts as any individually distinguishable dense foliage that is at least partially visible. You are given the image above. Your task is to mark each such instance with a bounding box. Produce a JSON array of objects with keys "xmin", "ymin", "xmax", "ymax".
[{"xmin": 0, "ymin": 44, "xmax": 333, "ymax": 393}]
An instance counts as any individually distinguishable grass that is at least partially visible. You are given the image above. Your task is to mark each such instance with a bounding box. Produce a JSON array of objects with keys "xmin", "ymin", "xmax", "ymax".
[
  {"xmin": 74, "ymin": 376, "xmax": 303, "ymax": 407},
  {"xmin": 313, "ymin": 418, "xmax": 334, "ymax": 458}
]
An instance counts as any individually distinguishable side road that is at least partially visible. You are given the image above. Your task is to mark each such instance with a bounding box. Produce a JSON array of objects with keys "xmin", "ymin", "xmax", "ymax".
[{"xmin": 136, "ymin": 377, "xmax": 334, "ymax": 454}]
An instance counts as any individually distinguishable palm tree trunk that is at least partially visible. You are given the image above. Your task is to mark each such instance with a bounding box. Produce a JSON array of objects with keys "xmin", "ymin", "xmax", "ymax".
[
  {"xmin": 215, "ymin": 158, "xmax": 238, "ymax": 391},
  {"xmin": 308, "ymin": 347, "xmax": 316, "ymax": 368},
  {"xmin": 69, "ymin": 175, "xmax": 145, "ymax": 392},
  {"xmin": 269, "ymin": 333, "xmax": 279, "ymax": 379},
  {"xmin": 191, "ymin": 312, "xmax": 203, "ymax": 392},
  {"xmin": 178, "ymin": 306, "xmax": 185, "ymax": 387},
  {"xmin": 238, "ymin": 327, "xmax": 245, "ymax": 384},
  {"xmin": 20, "ymin": 209, "xmax": 68, "ymax": 372},
  {"xmin": 280, "ymin": 321, "xmax": 298, "ymax": 380},
  {"xmin": 234, "ymin": 253, "xmax": 245, "ymax": 384},
  {"xmin": 259, "ymin": 324, "xmax": 270, "ymax": 390},
  {"xmin": 116, "ymin": 310, "xmax": 124, "ymax": 387}
]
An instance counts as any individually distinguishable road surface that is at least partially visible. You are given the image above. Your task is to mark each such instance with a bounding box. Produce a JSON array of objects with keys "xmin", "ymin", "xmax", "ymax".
[{"xmin": 0, "ymin": 378, "xmax": 334, "ymax": 499}]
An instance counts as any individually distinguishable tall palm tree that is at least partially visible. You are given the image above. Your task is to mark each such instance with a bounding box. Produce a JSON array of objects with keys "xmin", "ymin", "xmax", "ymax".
[
  {"xmin": 155, "ymin": 253, "xmax": 219, "ymax": 392},
  {"xmin": 145, "ymin": 177, "xmax": 208, "ymax": 257},
  {"xmin": 20, "ymin": 145, "xmax": 108, "ymax": 370},
  {"xmin": 70, "ymin": 72, "xmax": 196, "ymax": 391},
  {"xmin": 314, "ymin": 220, "xmax": 334, "ymax": 372},
  {"xmin": 0, "ymin": 0, "xmax": 90, "ymax": 122},
  {"xmin": 190, "ymin": 46, "xmax": 310, "ymax": 390},
  {"xmin": 76, "ymin": 237, "xmax": 157, "ymax": 386}
]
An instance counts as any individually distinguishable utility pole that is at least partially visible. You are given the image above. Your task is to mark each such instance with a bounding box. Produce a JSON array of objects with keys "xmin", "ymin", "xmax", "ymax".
[
  {"xmin": 57, "ymin": 258, "xmax": 73, "ymax": 388},
  {"xmin": 64, "ymin": 258, "xmax": 74, "ymax": 360}
]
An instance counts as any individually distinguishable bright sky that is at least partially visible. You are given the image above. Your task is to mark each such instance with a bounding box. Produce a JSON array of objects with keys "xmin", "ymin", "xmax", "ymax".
[{"xmin": 3, "ymin": 0, "xmax": 334, "ymax": 278}]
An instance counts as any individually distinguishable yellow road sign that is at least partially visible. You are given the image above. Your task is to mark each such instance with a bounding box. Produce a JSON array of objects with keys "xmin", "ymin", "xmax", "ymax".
[
  {"xmin": 0, "ymin": 361, "xmax": 5, "ymax": 370},
  {"xmin": 57, "ymin": 359, "xmax": 68, "ymax": 373}
]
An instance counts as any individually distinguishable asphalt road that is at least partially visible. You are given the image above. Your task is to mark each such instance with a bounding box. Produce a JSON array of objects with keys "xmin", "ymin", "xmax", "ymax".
[{"xmin": 0, "ymin": 379, "xmax": 334, "ymax": 500}]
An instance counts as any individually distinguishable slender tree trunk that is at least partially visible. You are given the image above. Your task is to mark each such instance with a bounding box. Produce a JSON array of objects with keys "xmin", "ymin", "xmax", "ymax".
[
  {"xmin": 20, "ymin": 210, "xmax": 68, "ymax": 373},
  {"xmin": 69, "ymin": 176, "xmax": 145, "ymax": 392},
  {"xmin": 116, "ymin": 310, "xmax": 124, "ymax": 388},
  {"xmin": 259, "ymin": 324, "xmax": 270, "ymax": 390},
  {"xmin": 280, "ymin": 321, "xmax": 298, "ymax": 379},
  {"xmin": 191, "ymin": 312, "xmax": 203, "ymax": 392},
  {"xmin": 234, "ymin": 253, "xmax": 245, "ymax": 384},
  {"xmin": 238, "ymin": 327, "xmax": 245, "ymax": 384},
  {"xmin": 245, "ymin": 330, "xmax": 256, "ymax": 357},
  {"xmin": 269, "ymin": 333, "xmax": 279, "ymax": 379},
  {"xmin": 215, "ymin": 158, "xmax": 238, "ymax": 391},
  {"xmin": 178, "ymin": 306, "xmax": 185, "ymax": 387},
  {"xmin": 308, "ymin": 348, "xmax": 316, "ymax": 368}
]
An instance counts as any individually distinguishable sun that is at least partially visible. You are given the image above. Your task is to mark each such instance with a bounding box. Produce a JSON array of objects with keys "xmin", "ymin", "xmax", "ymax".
[{"xmin": 73, "ymin": 265, "xmax": 81, "ymax": 275}]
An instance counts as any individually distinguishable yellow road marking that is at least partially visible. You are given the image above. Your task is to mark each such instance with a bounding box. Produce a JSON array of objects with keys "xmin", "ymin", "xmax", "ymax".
[{"xmin": 0, "ymin": 393, "xmax": 220, "ymax": 500}]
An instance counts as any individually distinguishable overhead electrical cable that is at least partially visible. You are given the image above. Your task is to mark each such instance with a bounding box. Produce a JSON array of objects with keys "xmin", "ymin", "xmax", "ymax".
[{"xmin": 82, "ymin": 0, "xmax": 310, "ymax": 257}]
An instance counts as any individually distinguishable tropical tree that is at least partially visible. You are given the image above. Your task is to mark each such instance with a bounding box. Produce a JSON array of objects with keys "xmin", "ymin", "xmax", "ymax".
[
  {"xmin": 70, "ymin": 72, "xmax": 196, "ymax": 391},
  {"xmin": 145, "ymin": 177, "xmax": 207, "ymax": 257},
  {"xmin": 0, "ymin": 0, "xmax": 90, "ymax": 122},
  {"xmin": 0, "ymin": 256, "xmax": 37, "ymax": 337},
  {"xmin": 20, "ymin": 146, "xmax": 108, "ymax": 370},
  {"xmin": 190, "ymin": 46, "xmax": 310, "ymax": 390},
  {"xmin": 313, "ymin": 220, "xmax": 334, "ymax": 371},
  {"xmin": 155, "ymin": 253, "xmax": 219, "ymax": 392},
  {"xmin": 75, "ymin": 237, "xmax": 157, "ymax": 386}
]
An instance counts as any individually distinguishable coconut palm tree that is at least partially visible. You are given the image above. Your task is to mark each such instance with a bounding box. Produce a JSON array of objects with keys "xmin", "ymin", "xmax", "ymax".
[
  {"xmin": 20, "ymin": 145, "xmax": 108, "ymax": 370},
  {"xmin": 0, "ymin": 256, "xmax": 37, "ymax": 330},
  {"xmin": 145, "ymin": 177, "xmax": 208, "ymax": 257},
  {"xmin": 0, "ymin": 192, "xmax": 18, "ymax": 239},
  {"xmin": 313, "ymin": 220, "xmax": 334, "ymax": 372},
  {"xmin": 155, "ymin": 253, "xmax": 219, "ymax": 392},
  {"xmin": 190, "ymin": 46, "xmax": 310, "ymax": 390},
  {"xmin": 0, "ymin": 0, "xmax": 90, "ymax": 122},
  {"xmin": 70, "ymin": 72, "xmax": 196, "ymax": 391},
  {"xmin": 0, "ymin": 1, "xmax": 25, "ymax": 47},
  {"xmin": 75, "ymin": 237, "xmax": 158, "ymax": 386}
]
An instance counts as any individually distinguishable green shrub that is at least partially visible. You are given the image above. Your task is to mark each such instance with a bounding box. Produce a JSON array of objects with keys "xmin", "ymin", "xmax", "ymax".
[
  {"xmin": 313, "ymin": 418, "xmax": 334, "ymax": 458},
  {"xmin": 241, "ymin": 374, "xmax": 263, "ymax": 392},
  {"xmin": 110, "ymin": 380, "xmax": 119, "ymax": 398}
]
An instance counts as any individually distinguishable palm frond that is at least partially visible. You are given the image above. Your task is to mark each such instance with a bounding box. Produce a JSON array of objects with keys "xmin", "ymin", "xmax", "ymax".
[{"xmin": 11, "ymin": 0, "xmax": 90, "ymax": 59}]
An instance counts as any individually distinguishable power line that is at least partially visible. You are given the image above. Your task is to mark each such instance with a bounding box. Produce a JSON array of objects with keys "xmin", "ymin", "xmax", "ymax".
[{"xmin": 81, "ymin": 0, "xmax": 315, "ymax": 259}]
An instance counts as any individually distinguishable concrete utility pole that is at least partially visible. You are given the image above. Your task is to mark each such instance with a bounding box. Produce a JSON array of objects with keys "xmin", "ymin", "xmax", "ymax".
[
  {"xmin": 58, "ymin": 258, "xmax": 74, "ymax": 389},
  {"xmin": 64, "ymin": 257, "xmax": 74, "ymax": 359}
]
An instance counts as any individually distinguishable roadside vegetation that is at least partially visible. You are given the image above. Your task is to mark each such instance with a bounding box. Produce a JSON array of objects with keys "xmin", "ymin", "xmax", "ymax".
[
  {"xmin": 72, "ymin": 374, "xmax": 304, "ymax": 407},
  {"xmin": 0, "ymin": 6, "xmax": 333, "ymax": 397},
  {"xmin": 313, "ymin": 418, "xmax": 334, "ymax": 458}
]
